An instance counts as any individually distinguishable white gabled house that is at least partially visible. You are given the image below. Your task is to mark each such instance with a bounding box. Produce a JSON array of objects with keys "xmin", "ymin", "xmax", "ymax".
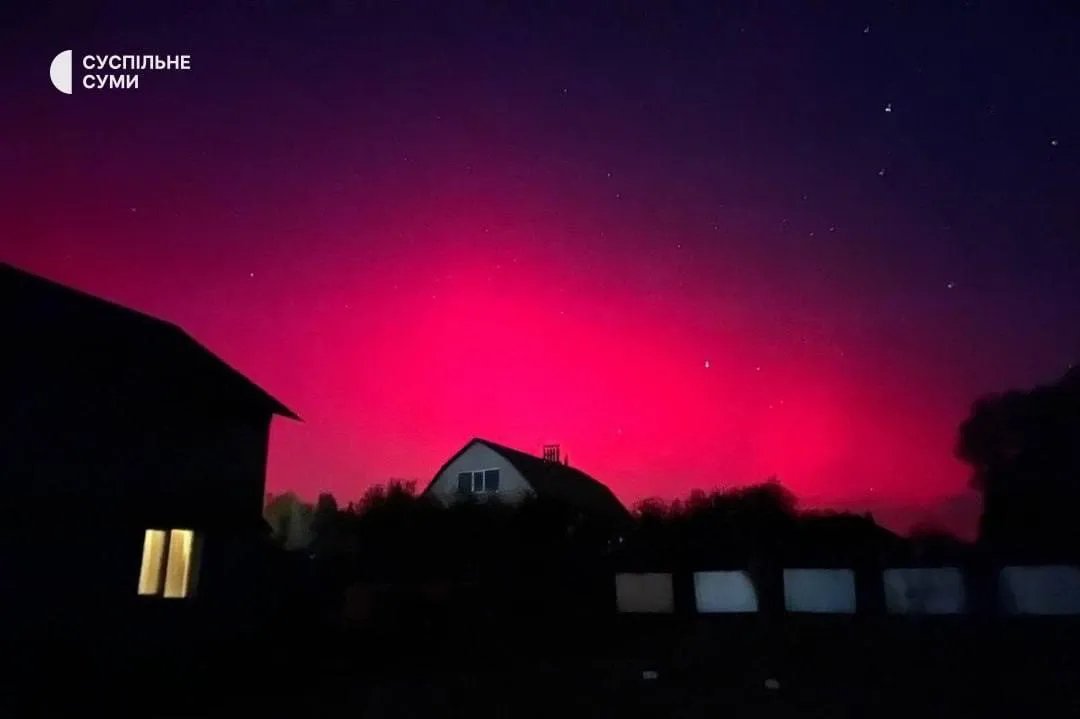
[{"xmin": 421, "ymin": 438, "xmax": 629, "ymax": 521}]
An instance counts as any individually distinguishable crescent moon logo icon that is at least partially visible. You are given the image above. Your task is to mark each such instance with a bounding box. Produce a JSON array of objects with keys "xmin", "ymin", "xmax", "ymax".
[{"xmin": 50, "ymin": 50, "xmax": 73, "ymax": 94}]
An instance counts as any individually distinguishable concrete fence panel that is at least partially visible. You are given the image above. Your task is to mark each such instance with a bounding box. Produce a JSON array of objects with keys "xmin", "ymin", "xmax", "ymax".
[
  {"xmin": 999, "ymin": 565, "xmax": 1080, "ymax": 615},
  {"xmin": 615, "ymin": 573, "xmax": 675, "ymax": 614},
  {"xmin": 883, "ymin": 567, "xmax": 967, "ymax": 615},
  {"xmin": 693, "ymin": 570, "xmax": 760, "ymax": 613},
  {"xmin": 783, "ymin": 568, "xmax": 856, "ymax": 614}
]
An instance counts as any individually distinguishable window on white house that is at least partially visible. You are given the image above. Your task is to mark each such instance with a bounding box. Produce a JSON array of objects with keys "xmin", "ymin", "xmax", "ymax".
[
  {"xmin": 455, "ymin": 469, "xmax": 501, "ymax": 494},
  {"xmin": 137, "ymin": 528, "xmax": 198, "ymax": 599}
]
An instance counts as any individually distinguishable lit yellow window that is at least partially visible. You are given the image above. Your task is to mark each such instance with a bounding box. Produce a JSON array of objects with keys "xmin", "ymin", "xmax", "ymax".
[
  {"xmin": 137, "ymin": 529, "xmax": 167, "ymax": 595},
  {"xmin": 163, "ymin": 529, "xmax": 195, "ymax": 599},
  {"xmin": 137, "ymin": 528, "xmax": 197, "ymax": 598}
]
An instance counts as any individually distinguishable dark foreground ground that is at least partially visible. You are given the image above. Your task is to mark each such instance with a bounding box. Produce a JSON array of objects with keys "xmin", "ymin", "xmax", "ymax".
[{"xmin": 9, "ymin": 615, "xmax": 1080, "ymax": 718}]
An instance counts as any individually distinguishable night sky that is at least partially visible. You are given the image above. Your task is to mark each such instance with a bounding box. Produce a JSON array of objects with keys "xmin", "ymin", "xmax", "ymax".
[{"xmin": 4, "ymin": 2, "xmax": 1079, "ymax": 536}]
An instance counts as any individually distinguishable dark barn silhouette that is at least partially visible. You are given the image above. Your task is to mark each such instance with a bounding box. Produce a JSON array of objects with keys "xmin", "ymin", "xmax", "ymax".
[{"xmin": 1, "ymin": 263, "xmax": 299, "ymax": 647}]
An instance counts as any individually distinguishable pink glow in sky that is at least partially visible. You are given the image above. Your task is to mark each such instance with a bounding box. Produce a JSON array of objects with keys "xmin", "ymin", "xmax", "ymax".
[
  {"xmin": 5, "ymin": 177, "xmax": 980, "ymax": 534},
  {"xmin": 7, "ymin": 2, "xmax": 1079, "ymax": 539}
]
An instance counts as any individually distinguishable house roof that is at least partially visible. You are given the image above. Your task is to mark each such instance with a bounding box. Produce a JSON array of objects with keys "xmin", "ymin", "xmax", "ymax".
[
  {"xmin": 424, "ymin": 438, "xmax": 629, "ymax": 519},
  {"xmin": 3, "ymin": 263, "xmax": 300, "ymax": 420}
]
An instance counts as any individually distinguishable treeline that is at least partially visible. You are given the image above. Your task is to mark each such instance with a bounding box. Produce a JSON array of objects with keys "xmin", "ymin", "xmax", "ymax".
[
  {"xmin": 268, "ymin": 479, "xmax": 632, "ymax": 581},
  {"xmin": 265, "ymin": 478, "xmax": 966, "ymax": 585}
]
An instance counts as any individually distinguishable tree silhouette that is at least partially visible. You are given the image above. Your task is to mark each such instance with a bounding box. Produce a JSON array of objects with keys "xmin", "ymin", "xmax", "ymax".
[
  {"xmin": 956, "ymin": 365, "xmax": 1080, "ymax": 561},
  {"xmin": 263, "ymin": 491, "xmax": 313, "ymax": 550},
  {"xmin": 905, "ymin": 521, "xmax": 968, "ymax": 564},
  {"xmin": 620, "ymin": 479, "xmax": 799, "ymax": 575},
  {"xmin": 310, "ymin": 492, "xmax": 340, "ymax": 555}
]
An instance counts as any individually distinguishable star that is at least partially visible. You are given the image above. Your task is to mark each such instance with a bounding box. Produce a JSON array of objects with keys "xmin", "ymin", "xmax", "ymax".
[
  {"xmin": 1050, "ymin": 138, "xmax": 1059, "ymax": 147},
  {"xmin": 704, "ymin": 359, "xmax": 711, "ymax": 369},
  {"xmin": 129, "ymin": 207, "xmax": 137, "ymax": 213},
  {"xmin": 828, "ymin": 225, "xmax": 836, "ymax": 232},
  {"xmin": 884, "ymin": 103, "xmax": 893, "ymax": 113},
  {"xmin": 878, "ymin": 167, "xmax": 887, "ymax": 177},
  {"xmin": 248, "ymin": 272, "xmax": 255, "ymax": 278},
  {"xmin": 946, "ymin": 281, "xmax": 955, "ymax": 289},
  {"xmin": 863, "ymin": 24, "xmax": 871, "ymax": 34}
]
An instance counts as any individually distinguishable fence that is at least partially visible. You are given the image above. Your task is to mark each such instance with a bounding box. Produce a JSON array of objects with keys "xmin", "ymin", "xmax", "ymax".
[
  {"xmin": 614, "ymin": 565, "xmax": 1080, "ymax": 616},
  {"xmin": 335, "ymin": 564, "xmax": 1080, "ymax": 625}
]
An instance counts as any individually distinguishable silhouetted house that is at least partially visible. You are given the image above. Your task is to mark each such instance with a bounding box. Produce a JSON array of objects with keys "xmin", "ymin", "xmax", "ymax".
[
  {"xmin": 787, "ymin": 511, "xmax": 906, "ymax": 567},
  {"xmin": 1, "ymin": 263, "xmax": 299, "ymax": 642},
  {"xmin": 421, "ymin": 438, "xmax": 629, "ymax": 522}
]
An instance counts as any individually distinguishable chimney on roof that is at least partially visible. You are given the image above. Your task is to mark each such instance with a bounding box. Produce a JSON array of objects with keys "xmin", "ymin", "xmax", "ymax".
[{"xmin": 542, "ymin": 444, "xmax": 560, "ymax": 463}]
